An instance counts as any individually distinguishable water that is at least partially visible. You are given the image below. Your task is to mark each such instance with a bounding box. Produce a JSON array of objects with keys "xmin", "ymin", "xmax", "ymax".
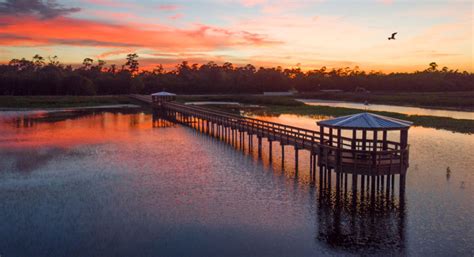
[
  {"xmin": 0, "ymin": 109, "xmax": 473, "ymax": 257},
  {"xmin": 298, "ymin": 99, "xmax": 474, "ymax": 120}
]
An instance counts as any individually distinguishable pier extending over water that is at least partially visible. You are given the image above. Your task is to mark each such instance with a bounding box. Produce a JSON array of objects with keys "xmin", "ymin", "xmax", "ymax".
[{"xmin": 131, "ymin": 94, "xmax": 411, "ymax": 199}]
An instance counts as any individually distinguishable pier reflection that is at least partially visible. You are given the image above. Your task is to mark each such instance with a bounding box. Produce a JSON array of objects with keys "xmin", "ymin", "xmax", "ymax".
[
  {"xmin": 154, "ymin": 109, "xmax": 407, "ymax": 255},
  {"xmin": 152, "ymin": 110, "xmax": 176, "ymax": 128},
  {"xmin": 316, "ymin": 183, "xmax": 406, "ymax": 255}
]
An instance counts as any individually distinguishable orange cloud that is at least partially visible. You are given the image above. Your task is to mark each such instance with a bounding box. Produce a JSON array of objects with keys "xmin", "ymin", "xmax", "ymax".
[{"xmin": 0, "ymin": 15, "xmax": 280, "ymax": 51}]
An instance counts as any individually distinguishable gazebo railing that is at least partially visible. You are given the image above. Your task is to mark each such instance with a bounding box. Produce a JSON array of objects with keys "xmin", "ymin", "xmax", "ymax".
[{"xmin": 318, "ymin": 143, "xmax": 409, "ymax": 174}]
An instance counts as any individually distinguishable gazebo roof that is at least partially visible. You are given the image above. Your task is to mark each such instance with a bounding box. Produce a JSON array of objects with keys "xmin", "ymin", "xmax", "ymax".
[
  {"xmin": 317, "ymin": 112, "xmax": 412, "ymax": 130},
  {"xmin": 151, "ymin": 91, "xmax": 176, "ymax": 96}
]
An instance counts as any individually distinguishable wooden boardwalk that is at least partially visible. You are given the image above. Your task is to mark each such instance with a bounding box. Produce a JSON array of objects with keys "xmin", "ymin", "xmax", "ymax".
[{"xmin": 131, "ymin": 94, "xmax": 409, "ymax": 197}]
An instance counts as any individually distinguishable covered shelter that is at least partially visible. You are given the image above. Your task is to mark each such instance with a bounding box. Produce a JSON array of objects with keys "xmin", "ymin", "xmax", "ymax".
[
  {"xmin": 151, "ymin": 91, "xmax": 176, "ymax": 106},
  {"xmin": 316, "ymin": 112, "xmax": 412, "ymax": 175},
  {"xmin": 317, "ymin": 112, "xmax": 412, "ymax": 153},
  {"xmin": 316, "ymin": 112, "xmax": 413, "ymax": 197}
]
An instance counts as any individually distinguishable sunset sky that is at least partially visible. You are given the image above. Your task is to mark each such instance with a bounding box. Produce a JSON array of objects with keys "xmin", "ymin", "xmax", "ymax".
[{"xmin": 0, "ymin": 0, "xmax": 472, "ymax": 72}]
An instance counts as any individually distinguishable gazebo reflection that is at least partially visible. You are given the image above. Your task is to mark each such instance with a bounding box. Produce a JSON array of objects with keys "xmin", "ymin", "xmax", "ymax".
[{"xmin": 315, "ymin": 186, "xmax": 406, "ymax": 256}]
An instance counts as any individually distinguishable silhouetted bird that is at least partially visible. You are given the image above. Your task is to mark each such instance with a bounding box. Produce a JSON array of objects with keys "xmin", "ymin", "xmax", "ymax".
[{"xmin": 388, "ymin": 32, "xmax": 397, "ymax": 40}]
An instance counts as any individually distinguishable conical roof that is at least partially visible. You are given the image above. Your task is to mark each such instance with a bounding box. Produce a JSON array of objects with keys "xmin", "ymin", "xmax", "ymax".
[
  {"xmin": 151, "ymin": 91, "xmax": 176, "ymax": 96},
  {"xmin": 317, "ymin": 112, "xmax": 412, "ymax": 130}
]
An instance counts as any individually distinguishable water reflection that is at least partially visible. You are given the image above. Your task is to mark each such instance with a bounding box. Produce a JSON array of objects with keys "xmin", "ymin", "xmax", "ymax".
[
  {"xmin": 316, "ymin": 187, "xmax": 406, "ymax": 255},
  {"xmin": 1, "ymin": 109, "xmax": 473, "ymax": 256},
  {"xmin": 156, "ymin": 110, "xmax": 408, "ymax": 256}
]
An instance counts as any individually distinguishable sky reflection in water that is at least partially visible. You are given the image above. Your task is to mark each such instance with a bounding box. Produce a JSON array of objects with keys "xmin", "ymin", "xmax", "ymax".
[{"xmin": 0, "ymin": 109, "xmax": 473, "ymax": 257}]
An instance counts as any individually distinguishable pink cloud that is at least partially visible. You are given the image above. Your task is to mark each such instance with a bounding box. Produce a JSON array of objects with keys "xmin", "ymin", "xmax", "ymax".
[
  {"xmin": 169, "ymin": 13, "xmax": 184, "ymax": 20},
  {"xmin": 159, "ymin": 4, "xmax": 180, "ymax": 11},
  {"xmin": 84, "ymin": 0, "xmax": 135, "ymax": 8},
  {"xmin": 241, "ymin": 0, "xmax": 267, "ymax": 7},
  {"xmin": 376, "ymin": 0, "xmax": 394, "ymax": 5}
]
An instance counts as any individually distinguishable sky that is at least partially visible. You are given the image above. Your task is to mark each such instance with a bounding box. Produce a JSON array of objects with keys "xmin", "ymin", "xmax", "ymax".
[{"xmin": 0, "ymin": 0, "xmax": 472, "ymax": 72}]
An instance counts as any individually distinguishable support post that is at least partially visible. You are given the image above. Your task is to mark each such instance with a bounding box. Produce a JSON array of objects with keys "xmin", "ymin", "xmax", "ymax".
[
  {"xmin": 258, "ymin": 136, "xmax": 262, "ymax": 158},
  {"xmin": 268, "ymin": 140, "xmax": 273, "ymax": 161},
  {"xmin": 294, "ymin": 146, "xmax": 299, "ymax": 172},
  {"xmin": 281, "ymin": 143, "xmax": 285, "ymax": 168}
]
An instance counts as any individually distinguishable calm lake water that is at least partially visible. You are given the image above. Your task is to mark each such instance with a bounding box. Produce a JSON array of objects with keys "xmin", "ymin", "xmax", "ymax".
[
  {"xmin": 299, "ymin": 99, "xmax": 474, "ymax": 120},
  {"xmin": 0, "ymin": 109, "xmax": 473, "ymax": 257}
]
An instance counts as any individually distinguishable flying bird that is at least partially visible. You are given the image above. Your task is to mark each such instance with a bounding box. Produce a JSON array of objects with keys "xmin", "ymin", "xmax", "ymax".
[{"xmin": 388, "ymin": 32, "xmax": 397, "ymax": 40}]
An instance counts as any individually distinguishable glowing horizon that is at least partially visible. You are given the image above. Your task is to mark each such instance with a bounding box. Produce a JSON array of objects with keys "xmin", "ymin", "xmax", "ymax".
[{"xmin": 0, "ymin": 0, "xmax": 472, "ymax": 72}]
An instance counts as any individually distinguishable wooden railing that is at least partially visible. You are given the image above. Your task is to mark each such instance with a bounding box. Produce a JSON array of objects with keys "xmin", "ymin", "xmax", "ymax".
[{"xmin": 129, "ymin": 93, "xmax": 409, "ymax": 175}]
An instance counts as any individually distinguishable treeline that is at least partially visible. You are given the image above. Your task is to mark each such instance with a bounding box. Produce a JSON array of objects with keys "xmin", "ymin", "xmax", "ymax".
[{"xmin": 0, "ymin": 54, "xmax": 472, "ymax": 96}]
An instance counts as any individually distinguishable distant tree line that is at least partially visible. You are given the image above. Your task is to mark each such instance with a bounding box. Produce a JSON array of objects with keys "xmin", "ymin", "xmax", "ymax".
[{"xmin": 0, "ymin": 54, "xmax": 472, "ymax": 96}]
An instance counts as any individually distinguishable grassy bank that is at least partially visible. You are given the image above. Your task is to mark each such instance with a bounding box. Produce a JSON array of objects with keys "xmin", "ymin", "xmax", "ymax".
[
  {"xmin": 0, "ymin": 96, "xmax": 136, "ymax": 108},
  {"xmin": 297, "ymin": 91, "xmax": 474, "ymax": 110},
  {"xmin": 177, "ymin": 95, "xmax": 303, "ymax": 106}
]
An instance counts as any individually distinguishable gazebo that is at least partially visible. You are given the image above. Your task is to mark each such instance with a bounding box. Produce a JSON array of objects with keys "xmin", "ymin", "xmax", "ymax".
[
  {"xmin": 316, "ymin": 112, "xmax": 412, "ymax": 153},
  {"xmin": 316, "ymin": 112, "xmax": 413, "ymax": 196},
  {"xmin": 151, "ymin": 91, "xmax": 176, "ymax": 106},
  {"xmin": 316, "ymin": 112, "xmax": 412, "ymax": 175}
]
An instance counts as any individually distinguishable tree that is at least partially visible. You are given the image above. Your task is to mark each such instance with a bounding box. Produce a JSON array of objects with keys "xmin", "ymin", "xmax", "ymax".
[
  {"xmin": 0, "ymin": 55, "xmax": 472, "ymax": 96},
  {"xmin": 126, "ymin": 53, "xmax": 139, "ymax": 74},
  {"xmin": 32, "ymin": 54, "xmax": 45, "ymax": 68},
  {"xmin": 130, "ymin": 77, "xmax": 144, "ymax": 93},
  {"xmin": 63, "ymin": 74, "xmax": 96, "ymax": 95},
  {"xmin": 48, "ymin": 55, "xmax": 60, "ymax": 67},
  {"xmin": 427, "ymin": 62, "xmax": 438, "ymax": 72},
  {"xmin": 82, "ymin": 58, "xmax": 94, "ymax": 70}
]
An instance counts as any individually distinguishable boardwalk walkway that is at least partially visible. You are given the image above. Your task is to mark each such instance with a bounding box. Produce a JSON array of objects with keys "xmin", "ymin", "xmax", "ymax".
[{"xmin": 130, "ymin": 94, "xmax": 408, "ymax": 179}]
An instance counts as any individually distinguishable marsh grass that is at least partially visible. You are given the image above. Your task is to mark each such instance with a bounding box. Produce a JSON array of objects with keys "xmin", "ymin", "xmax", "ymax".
[
  {"xmin": 177, "ymin": 95, "xmax": 303, "ymax": 106},
  {"xmin": 0, "ymin": 96, "xmax": 136, "ymax": 108}
]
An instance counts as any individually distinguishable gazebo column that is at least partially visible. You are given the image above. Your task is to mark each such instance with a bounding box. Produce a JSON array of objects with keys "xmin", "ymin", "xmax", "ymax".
[
  {"xmin": 362, "ymin": 130, "xmax": 367, "ymax": 150},
  {"xmin": 373, "ymin": 130, "xmax": 378, "ymax": 191},
  {"xmin": 319, "ymin": 125, "xmax": 324, "ymax": 185},
  {"xmin": 399, "ymin": 129, "xmax": 408, "ymax": 197},
  {"xmin": 373, "ymin": 130, "xmax": 378, "ymax": 153},
  {"xmin": 329, "ymin": 128, "xmax": 333, "ymax": 146},
  {"xmin": 351, "ymin": 129, "xmax": 357, "ymax": 150},
  {"xmin": 336, "ymin": 128, "xmax": 342, "ymax": 193}
]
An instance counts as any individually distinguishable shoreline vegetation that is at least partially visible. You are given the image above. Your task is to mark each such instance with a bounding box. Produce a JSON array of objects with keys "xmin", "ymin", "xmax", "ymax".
[
  {"xmin": 2, "ymin": 55, "xmax": 472, "ymax": 97},
  {"xmin": 0, "ymin": 95, "xmax": 472, "ymax": 134},
  {"xmin": 0, "ymin": 95, "xmax": 136, "ymax": 109}
]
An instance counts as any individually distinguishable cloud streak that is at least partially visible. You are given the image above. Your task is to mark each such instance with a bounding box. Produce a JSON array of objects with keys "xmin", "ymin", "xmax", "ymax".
[
  {"xmin": 0, "ymin": 15, "xmax": 281, "ymax": 51},
  {"xmin": 0, "ymin": 0, "xmax": 80, "ymax": 19}
]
